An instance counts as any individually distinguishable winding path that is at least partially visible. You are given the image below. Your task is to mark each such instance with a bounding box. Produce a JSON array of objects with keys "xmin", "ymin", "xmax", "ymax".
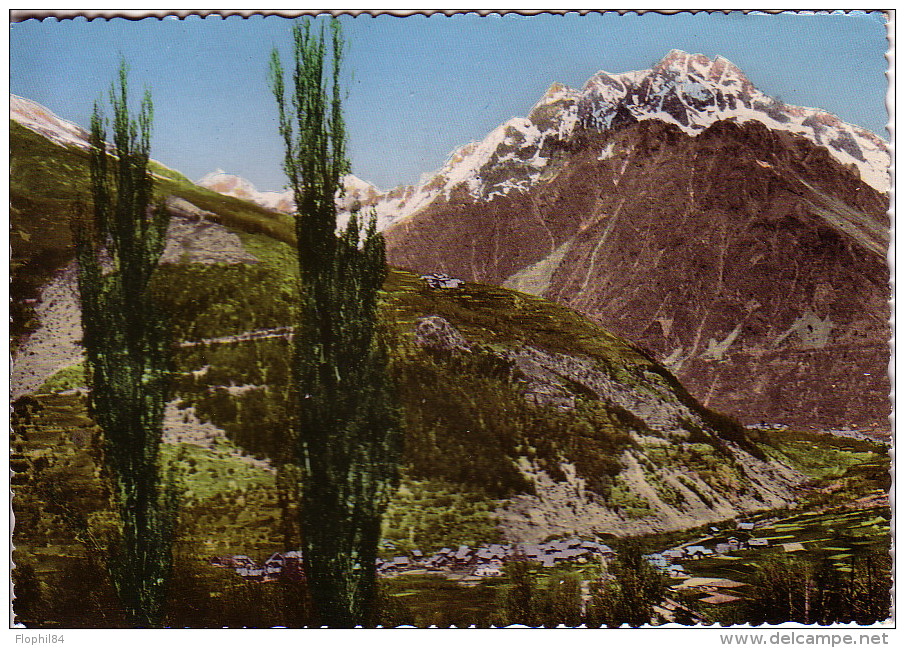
[{"xmin": 179, "ymin": 326, "xmax": 294, "ymax": 348}]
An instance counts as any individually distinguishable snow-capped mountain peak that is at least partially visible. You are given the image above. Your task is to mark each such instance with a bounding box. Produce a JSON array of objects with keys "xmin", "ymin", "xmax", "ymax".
[
  {"xmin": 577, "ymin": 50, "xmax": 888, "ymax": 191},
  {"xmin": 194, "ymin": 170, "xmax": 410, "ymax": 230},
  {"xmin": 352, "ymin": 53, "xmax": 888, "ymax": 228},
  {"xmin": 14, "ymin": 49, "xmax": 886, "ymax": 237}
]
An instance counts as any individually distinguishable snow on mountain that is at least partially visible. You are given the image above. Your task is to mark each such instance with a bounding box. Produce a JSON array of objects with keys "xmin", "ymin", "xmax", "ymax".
[
  {"xmin": 372, "ymin": 50, "xmax": 889, "ymax": 226},
  {"xmin": 10, "ymin": 94, "xmax": 91, "ymax": 150},
  {"xmin": 196, "ymin": 169, "xmax": 295, "ymax": 213},
  {"xmin": 196, "ymin": 169, "xmax": 411, "ymax": 230},
  {"xmin": 15, "ymin": 49, "xmax": 887, "ymax": 233},
  {"xmin": 576, "ymin": 50, "xmax": 890, "ymax": 193},
  {"xmin": 10, "ymin": 94, "xmax": 183, "ymax": 183}
]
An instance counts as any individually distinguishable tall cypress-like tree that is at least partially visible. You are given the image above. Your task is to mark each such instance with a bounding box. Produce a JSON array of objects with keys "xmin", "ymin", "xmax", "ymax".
[
  {"xmin": 269, "ymin": 19, "xmax": 402, "ymax": 627},
  {"xmin": 74, "ymin": 61, "xmax": 176, "ymax": 627}
]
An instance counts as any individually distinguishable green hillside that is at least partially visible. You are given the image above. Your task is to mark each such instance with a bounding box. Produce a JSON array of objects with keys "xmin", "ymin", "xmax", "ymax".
[
  {"xmin": 10, "ymin": 118, "xmax": 777, "ymax": 513},
  {"xmin": 10, "ymin": 120, "xmax": 294, "ymax": 344}
]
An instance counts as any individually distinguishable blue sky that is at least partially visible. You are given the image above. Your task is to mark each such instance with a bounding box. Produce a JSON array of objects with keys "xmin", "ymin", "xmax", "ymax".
[{"xmin": 10, "ymin": 11, "xmax": 889, "ymax": 192}]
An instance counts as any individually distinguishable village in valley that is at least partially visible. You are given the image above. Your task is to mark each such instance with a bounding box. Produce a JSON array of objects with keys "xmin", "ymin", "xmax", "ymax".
[
  {"xmin": 206, "ymin": 490, "xmax": 889, "ymax": 623},
  {"xmin": 211, "ymin": 517, "xmax": 794, "ymax": 611}
]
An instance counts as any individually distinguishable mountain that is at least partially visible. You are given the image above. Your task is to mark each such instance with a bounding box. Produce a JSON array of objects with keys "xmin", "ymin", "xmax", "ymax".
[
  {"xmin": 10, "ymin": 93, "xmax": 808, "ymax": 544},
  {"xmin": 200, "ymin": 49, "xmax": 890, "ymax": 233},
  {"xmin": 576, "ymin": 50, "xmax": 888, "ymax": 192},
  {"xmin": 198, "ymin": 50, "xmax": 888, "ymax": 228},
  {"xmin": 10, "ymin": 91, "xmax": 889, "ymax": 628},
  {"xmin": 379, "ymin": 51, "xmax": 891, "ymax": 434}
]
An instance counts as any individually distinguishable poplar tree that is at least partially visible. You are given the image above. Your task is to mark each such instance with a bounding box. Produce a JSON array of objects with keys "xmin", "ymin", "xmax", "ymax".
[
  {"xmin": 74, "ymin": 61, "xmax": 176, "ymax": 627},
  {"xmin": 269, "ymin": 19, "xmax": 402, "ymax": 627}
]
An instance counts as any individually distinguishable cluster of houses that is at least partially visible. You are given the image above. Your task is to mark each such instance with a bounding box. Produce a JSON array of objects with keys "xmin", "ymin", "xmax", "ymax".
[
  {"xmin": 211, "ymin": 520, "xmax": 777, "ymax": 590},
  {"xmin": 376, "ymin": 537, "xmax": 617, "ymax": 576},
  {"xmin": 210, "ymin": 550, "xmax": 305, "ymax": 583},
  {"xmin": 644, "ymin": 521, "xmax": 771, "ymax": 581},
  {"xmin": 212, "ymin": 537, "xmax": 617, "ymax": 583},
  {"xmin": 419, "ymin": 272, "xmax": 465, "ymax": 289}
]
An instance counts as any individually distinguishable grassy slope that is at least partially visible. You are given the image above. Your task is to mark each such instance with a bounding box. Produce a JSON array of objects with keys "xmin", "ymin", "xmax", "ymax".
[
  {"xmin": 9, "ymin": 118, "xmax": 825, "ymax": 543},
  {"xmin": 153, "ymin": 240, "xmax": 776, "ymax": 509},
  {"xmin": 22, "ymin": 230, "xmax": 889, "ymax": 549}
]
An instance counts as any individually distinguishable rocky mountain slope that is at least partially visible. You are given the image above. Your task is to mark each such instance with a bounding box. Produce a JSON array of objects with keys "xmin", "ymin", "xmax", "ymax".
[{"xmin": 376, "ymin": 52, "xmax": 891, "ymax": 434}]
